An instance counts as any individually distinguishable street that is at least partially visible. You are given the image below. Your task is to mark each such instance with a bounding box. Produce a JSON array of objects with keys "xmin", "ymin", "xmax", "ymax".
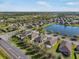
[{"xmin": 0, "ymin": 31, "xmax": 31, "ymax": 59}]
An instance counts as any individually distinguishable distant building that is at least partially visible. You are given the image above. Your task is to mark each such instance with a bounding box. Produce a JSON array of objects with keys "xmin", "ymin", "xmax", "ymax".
[{"xmin": 72, "ymin": 20, "xmax": 79, "ymax": 24}]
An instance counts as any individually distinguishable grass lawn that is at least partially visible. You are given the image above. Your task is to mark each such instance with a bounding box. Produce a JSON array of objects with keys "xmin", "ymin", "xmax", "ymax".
[
  {"xmin": 51, "ymin": 40, "xmax": 62, "ymax": 52},
  {"xmin": 42, "ymin": 22, "xmax": 56, "ymax": 28},
  {"xmin": 45, "ymin": 40, "xmax": 61, "ymax": 58},
  {"xmin": 71, "ymin": 24, "xmax": 79, "ymax": 27},
  {"xmin": 71, "ymin": 52, "xmax": 75, "ymax": 59},
  {"xmin": 42, "ymin": 21, "xmax": 79, "ymax": 28},
  {"xmin": 71, "ymin": 44, "xmax": 77, "ymax": 59},
  {"xmin": 0, "ymin": 24, "xmax": 9, "ymax": 29},
  {"xmin": 76, "ymin": 54, "xmax": 79, "ymax": 59},
  {"xmin": 0, "ymin": 55, "xmax": 4, "ymax": 59},
  {"xmin": 0, "ymin": 24, "xmax": 11, "ymax": 35},
  {"xmin": 0, "ymin": 47, "xmax": 11, "ymax": 59}
]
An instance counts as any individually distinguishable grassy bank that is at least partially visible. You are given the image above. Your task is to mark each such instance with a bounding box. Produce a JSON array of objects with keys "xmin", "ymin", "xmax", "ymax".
[
  {"xmin": 71, "ymin": 24, "xmax": 79, "ymax": 27},
  {"xmin": 42, "ymin": 22, "xmax": 56, "ymax": 28},
  {"xmin": 43, "ymin": 21, "xmax": 79, "ymax": 28},
  {"xmin": 0, "ymin": 47, "xmax": 11, "ymax": 59}
]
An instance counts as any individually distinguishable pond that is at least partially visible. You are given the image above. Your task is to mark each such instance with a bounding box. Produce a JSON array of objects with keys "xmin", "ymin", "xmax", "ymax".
[{"xmin": 45, "ymin": 24, "xmax": 79, "ymax": 36}]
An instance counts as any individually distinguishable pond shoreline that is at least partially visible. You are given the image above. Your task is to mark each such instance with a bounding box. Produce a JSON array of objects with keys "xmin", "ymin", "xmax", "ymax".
[
  {"xmin": 43, "ymin": 22, "xmax": 79, "ymax": 28},
  {"xmin": 44, "ymin": 24, "xmax": 79, "ymax": 37}
]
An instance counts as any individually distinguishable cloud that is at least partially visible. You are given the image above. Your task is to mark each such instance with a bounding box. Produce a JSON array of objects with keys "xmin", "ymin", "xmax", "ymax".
[
  {"xmin": 0, "ymin": 1, "xmax": 15, "ymax": 11},
  {"xmin": 0, "ymin": 1, "xmax": 37, "ymax": 11},
  {"xmin": 37, "ymin": 1, "xmax": 51, "ymax": 8},
  {"xmin": 58, "ymin": 8, "xmax": 79, "ymax": 11},
  {"xmin": 0, "ymin": 0, "xmax": 79, "ymax": 12},
  {"xmin": 67, "ymin": 2, "xmax": 79, "ymax": 5},
  {"xmin": 36, "ymin": 1, "xmax": 53, "ymax": 11},
  {"xmin": 64, "ymin": 8, "xmax": 79, "ymax": 11}
]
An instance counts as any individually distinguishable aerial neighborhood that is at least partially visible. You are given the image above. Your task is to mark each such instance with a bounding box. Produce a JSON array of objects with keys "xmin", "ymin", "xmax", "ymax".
[{"xmin": 0, "ymin": 12, "xmax": 79, "ymax": 59}]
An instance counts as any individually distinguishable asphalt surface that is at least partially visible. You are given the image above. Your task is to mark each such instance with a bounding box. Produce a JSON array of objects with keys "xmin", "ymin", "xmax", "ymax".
[
  {"xmin": 0, "ymin": 39, "xmax": 31, "ymax": 59},
  {"xmin": 0, "ymin": 31, "xmax": 31, "ymax": 59}
]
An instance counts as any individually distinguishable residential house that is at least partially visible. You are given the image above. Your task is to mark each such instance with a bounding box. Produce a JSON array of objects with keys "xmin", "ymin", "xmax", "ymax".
[
  {"xmin": 59, "ymin": 41, "xmax": 72, "ymax": 56},
  {"xmin": 34, "ymin": 36, "xmax": 42, "ymax": 44},
  {"xmin": 44, "ymin": 35, "xmax": 59, "ymax": 48},
  {"xmin": 31, "ymin": 30, "xmax": 39, "ymax": 41}
]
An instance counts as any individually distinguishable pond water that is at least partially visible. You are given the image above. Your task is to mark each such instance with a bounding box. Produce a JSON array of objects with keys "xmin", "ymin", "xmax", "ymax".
[{"xmin": 45, "ymin": 24, "xmax": 79, "ymax": 36}]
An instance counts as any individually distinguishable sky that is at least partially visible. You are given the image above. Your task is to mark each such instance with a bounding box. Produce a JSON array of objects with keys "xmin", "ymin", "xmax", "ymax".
[{"xmin": 0, "ymin": 0, "xmax": 79, "ymax": 11}]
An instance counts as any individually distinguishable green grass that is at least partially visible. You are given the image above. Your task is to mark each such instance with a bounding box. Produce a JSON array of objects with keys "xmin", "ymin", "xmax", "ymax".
[
  {"xmin": 10, "ymin": 36, "xmax": 19, "ymax": 43},
  {"xmin": 71, "ymin": 24, "xmax": 79, "ymax": 27},
  {"xmin": 0, "ymin": 48, "xmax": 11, "ymax": 59},
  {"xmin": 76, "ymin": 54, "xmax": 79, "ymax": 59},
  {"xmin": 0, "ymin": 55, "xmax": 4, "ymax": 59},
  {"xmin": 45, "ymin": 40, "xmax": 61, "ymax": 59},
  {"xmin": 71, "ymin": 51, "xmax": 75, "ymax": 59},
  {"xmin": 42, "ymin": 22, "xmax": 56, "ymax": 28},
  {"xmin": 42, "ymin": 21, "xmax": 79, "ymax": 28},
  {"xmin": 0, "ymin": 24, "xmax": 9, "ymax": 29},
  {"xmin": 71, "ymin": 44, "xmax": 77, "ymax": 59}
]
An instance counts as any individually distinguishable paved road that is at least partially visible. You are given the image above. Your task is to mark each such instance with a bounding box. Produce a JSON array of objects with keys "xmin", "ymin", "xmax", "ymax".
[
  {"xmin": 0, "ymin": 31, "xmax": 31, "ymax": 59},
  {"xmin": 0, "ymin": 39, "xmax": 31, "ymax": 59}
]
